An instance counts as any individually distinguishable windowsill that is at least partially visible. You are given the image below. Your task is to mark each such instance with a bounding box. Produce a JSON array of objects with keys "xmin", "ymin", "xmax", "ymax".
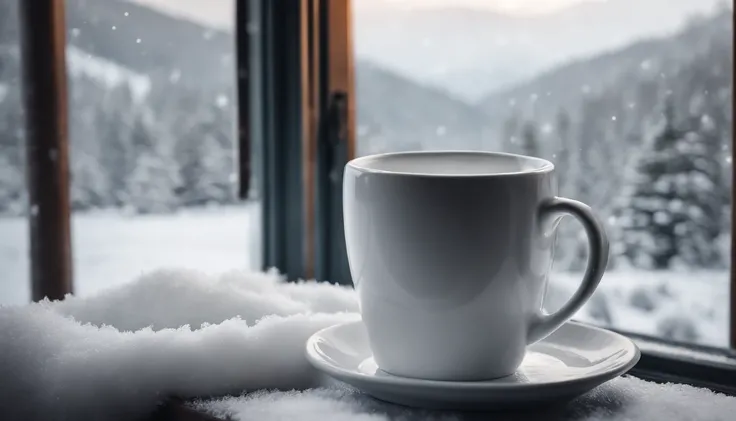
[
  {"xmin": 614, "ymin": 328, "xmax": 736, "ymax": 396},
  {"xmin": 144, "ymin": 328, "xmax": 736, "ymax": 421}
]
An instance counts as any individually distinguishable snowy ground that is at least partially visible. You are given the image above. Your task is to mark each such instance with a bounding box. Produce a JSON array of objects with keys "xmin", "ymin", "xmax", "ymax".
[
  {"xmin": 0, "ymin": 204, "xmax": 261, "ymax": 306},
  {"xmin": 549, "ymin": 270, "xmax": 729, "ymax": 347},
  {"xmin": 0, "ymin": 203, "xmax": 729, "ymax": 347}
]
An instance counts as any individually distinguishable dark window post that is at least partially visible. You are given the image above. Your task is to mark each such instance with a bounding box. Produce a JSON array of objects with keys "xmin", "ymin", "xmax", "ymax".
[
  {"xmin": 236, "ymin": 0, "xmax": 251, "ymax": 201},
  {"xmin": 249, "ymin": 0, "xmax": 313, "ymax": 279},
  {"xmin": 314, "ymin": 0, "xmax": 355, "ymax": 285},
  {"xmin": 731, "ymin": 10, "xmax": 735, "ymax": 350},
  {"xmin": 18, "ymin": 0, "xmax": 73, "ymax": 301}
]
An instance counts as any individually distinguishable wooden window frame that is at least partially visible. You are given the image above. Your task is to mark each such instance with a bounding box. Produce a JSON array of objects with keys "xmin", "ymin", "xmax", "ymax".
[
  {"xmin": 249, "ymin": 1, "xmax": 736, "ymax": 391},
  {"xmin": 19, "ymin": 0, "xmax": 73, "ymax": 302},
  {"xmin": 248, "ymin": 0, "xmax": 354, "ymax": 282},
  {"xmin": 15, "ymin": 0, "xmax": 736, "ymax": 393}
]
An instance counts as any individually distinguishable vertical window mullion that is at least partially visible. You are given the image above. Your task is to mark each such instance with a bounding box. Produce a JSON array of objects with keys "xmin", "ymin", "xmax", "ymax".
[
  {"xmin": 730, "ymin": 13, "xmax": 735, "ymax": 350},
  {"xmin": 236, "ymin": 0, "xmax": 251, "ymax": 201},
  {"xmin": 731, "ymin": 12, "xmax": 735, "ymax": 350},
  {"xmin": 19, "ymin": 0, "xmax": 73, "ymax": 301},
  {"xmin": 301, "ymin": 0, "xmax": 319, "ymax": 280},
  {"xmin": 314, "ymin": 0, "xmax": 355, "ymax": 284},
  {"xmin": 250, "ymin": 0, "xmax": 313, "ymax": 280}
]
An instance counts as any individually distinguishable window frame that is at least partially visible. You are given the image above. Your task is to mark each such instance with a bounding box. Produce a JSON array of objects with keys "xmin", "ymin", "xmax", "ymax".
[
  {"xmin": 249, "ymin": 0, "xmax": 312, "ymax": 278},
  {"xmin": 252, "ymin": 0, "xmax": 736, "ymax": 390},
  {"xmin": 248, "ymin": 0, "xmax": 355, "ymax": 283},
  {"xmin": 18, "ymin": 0, "xmax": 73, "ymax": 302},
  {"xmin": 15, "ymin": 0, "xmax": 736, "ymax": 396}
]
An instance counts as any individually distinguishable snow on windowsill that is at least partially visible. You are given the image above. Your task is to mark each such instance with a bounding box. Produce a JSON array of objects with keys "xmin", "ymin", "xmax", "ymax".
[{"xmin": 0, "ymin": 269, "xmax": 735, "ymax": 421}]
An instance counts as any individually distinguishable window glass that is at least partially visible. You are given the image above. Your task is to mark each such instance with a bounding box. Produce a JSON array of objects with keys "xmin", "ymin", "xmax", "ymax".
[
  {"xmin": 353, "ymin": 0, "xmax": 733, "ymax": 346},
  {"xmin": 0, "ymin": 0, "xmax": 261, "ymax": 304},
  {"xmin": 0, "ymin": 0, "xmax": 28, "ymax": 304}
]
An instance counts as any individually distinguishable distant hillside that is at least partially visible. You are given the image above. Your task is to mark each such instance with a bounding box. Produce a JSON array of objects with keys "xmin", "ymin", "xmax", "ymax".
[
  {"xmin": 0, "ymin": 0, "xmax": 234, "ymax": 89},
  {"xmin": 479, "ymin": 9, "xmax": 732, "ymax": 216},
  {"xmin": 66, "ymin": 0, "xmax": 487, "ymax": 155},
  {"xmin": 480, "ymin": 12, "xmax": 733, "ymax": 114},
  {"xmin": 354, "ymin": 0, "xmax": 726, "ymax": 100},
  {"xmin": 0, "ymin": 0, "xmax": 491, "ymax": 215},
  {"xmin": 480, "ymin": 9, "xmax": 732, "ymax": 130},
  {"xmin": 66, "ymin": 0, "xmax": 234, "ymax": 89},
  {"xmin": 355, "ymin": 61, "xmax": 488, "ymax": 155}
]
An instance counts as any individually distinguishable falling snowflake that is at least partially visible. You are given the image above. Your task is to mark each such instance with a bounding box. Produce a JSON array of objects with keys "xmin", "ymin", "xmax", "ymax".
[
  {"xmin": 653, "ymin": 211, "xmax": 670, "ymax": 225},
  {"xmin": 71, "ymin": 28, "xmax": 80, "ymax": 37},
  {"xmin": 436, "ymin": 126, "xmax": 447, "ymax": 136},
  {"xmin": 124, "ymin": 12, "xmax": 129, "ymax": 17},
  {"xmin": 700, "ymin": 115, "xmax": 715, "ymax": 131},
  {"xmin": 169, "ymin": 69, "xmax": 181, "ymax": 84},
  {"xmin": 136, "ymin": 38, "xmax": 142, "ymax": 44},
  {"xmin": 112, "ymin": 26, "xmax": 116, "ymax": 30},
  {"xmin": 611, "ymin": 116, "xmax": 617, "ymax": 121}
]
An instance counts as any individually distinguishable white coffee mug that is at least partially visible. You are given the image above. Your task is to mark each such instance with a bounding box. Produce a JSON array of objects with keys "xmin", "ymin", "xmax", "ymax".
[{"xmin": 343, "ymin": 151, "xmax": 608, "ymax": 381}]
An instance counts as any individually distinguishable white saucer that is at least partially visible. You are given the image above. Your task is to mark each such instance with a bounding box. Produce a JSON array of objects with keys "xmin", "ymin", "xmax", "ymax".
[{"xmin": 306, "ymin": 320, "xmax": 640, "ymax": 410}]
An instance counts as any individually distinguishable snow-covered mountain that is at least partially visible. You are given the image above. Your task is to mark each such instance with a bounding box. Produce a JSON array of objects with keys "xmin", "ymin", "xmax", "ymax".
[
  {"xmin": 353, "ymin": 0, "xmax": 728, "ymax": 100},
  {"xmin": 65, "ymin": 0, "xmax": 234, "ymax": 90},
  {"xmin": 66, "ymin": 46, "xmax": 150, "ymax": 98},
  {"xmin": 478, "ymin": 9, "xmax": 732, "ymax": 234}
]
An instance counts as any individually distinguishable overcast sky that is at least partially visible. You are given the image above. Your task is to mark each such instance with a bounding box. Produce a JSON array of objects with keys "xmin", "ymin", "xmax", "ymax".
[{"xmin": 130, "ymin": 0, "xmax": 593, "ymax": 30}]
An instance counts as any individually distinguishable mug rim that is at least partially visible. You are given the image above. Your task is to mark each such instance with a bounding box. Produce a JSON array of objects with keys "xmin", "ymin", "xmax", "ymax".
[{"xmin": 347, "ymin": 150, "xmax": 555, "ymax": 177}]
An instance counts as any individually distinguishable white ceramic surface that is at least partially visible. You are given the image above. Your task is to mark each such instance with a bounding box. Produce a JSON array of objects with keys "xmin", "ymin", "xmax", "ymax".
[
  {"xmin": 306, "ymin": 320, "xmax": 640, "ymax": 411},
  {"xmin": 343, "ymin": 151, "xmax": 609, "ymax": 381}
]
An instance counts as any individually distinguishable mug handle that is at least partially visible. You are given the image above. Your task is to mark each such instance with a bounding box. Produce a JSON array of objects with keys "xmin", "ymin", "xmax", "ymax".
[{"xmin": 527, "ymin": 197, "xmax": 609, "ymax": 344}]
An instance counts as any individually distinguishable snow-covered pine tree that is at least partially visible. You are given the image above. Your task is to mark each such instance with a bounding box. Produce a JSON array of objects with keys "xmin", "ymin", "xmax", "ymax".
[
  {"xmin": 619, "ymin": 98, "xmax": 722, "ymax": 269},
  {"xmin": 97, "ymin": 84, "xmax": 136, "ymax": 207},
  {"xmin": 554, "ymin": 109, "xmax": 572, "ymax": 196},
  {"xmin": 678, "ymin": 109, "xmax": 724, "ymax": 268},
  {"xmin": 502, "ymin": 113, "xmax": 521, "ymax": 154},
  {"xmin": 124, "ymin": 110, "xmax": 180, "ymax": 214},
  {"xmin": 176, "ymin": 100, "xmax": 235, "ymax": 206},
  {"xmin": 575, "ymin": 98, "xmax": 604, "ymax": 209},
  {"xmin": 0, "ymin": 13, "xmax": 23, "ymax": 214},
  {"xmin": 0, "ymin": 77, "xmax": 24, "ymax": 215},
  {"xmin": 520, "ymin": 121, "xmax": 540, "ymax": 158},
  {"xmin": 68, "ymin": 75, "xmax": 110, "ymax": 210},
  {"xmin": 70, "ymin": 153, "xmax": 107, "ymax": 211}
]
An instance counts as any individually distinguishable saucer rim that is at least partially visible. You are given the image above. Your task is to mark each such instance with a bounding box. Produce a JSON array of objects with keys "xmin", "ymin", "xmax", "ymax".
[{"xmin": 305, "ymin": 319, "xmax": 641, "ymax": 391}]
